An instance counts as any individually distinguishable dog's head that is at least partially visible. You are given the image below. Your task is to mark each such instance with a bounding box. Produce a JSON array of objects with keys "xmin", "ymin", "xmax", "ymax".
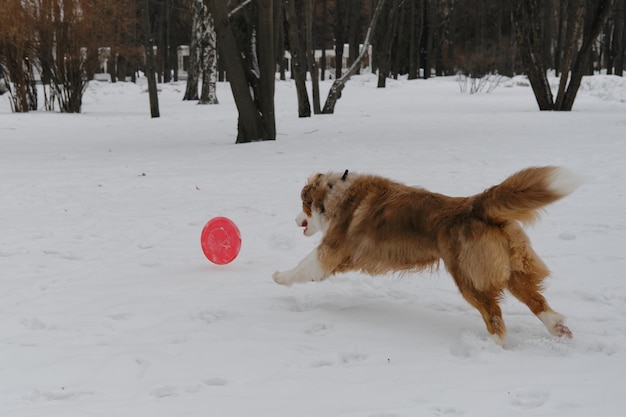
[{"xmin": 296, "ymin": 170, "xmax": 349, "ymax": 236}]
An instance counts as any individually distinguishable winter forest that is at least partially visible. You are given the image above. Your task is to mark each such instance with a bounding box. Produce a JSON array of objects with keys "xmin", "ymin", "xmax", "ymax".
[
  {"xmin": 0, "ymin": 0, "xmax": 624, "ymax": 142},
  {"xmin": 2, "ymin": 2, "xmax": 626, "ymax": 416}
]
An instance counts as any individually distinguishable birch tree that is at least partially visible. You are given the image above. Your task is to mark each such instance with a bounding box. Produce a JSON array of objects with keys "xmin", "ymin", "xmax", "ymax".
[
  {"xmin": 183, "ymin": 0, "xmax": 203, "ymax": 100},
  {"xmin": 199, "ymin": 8, "xmax": 218, "ymax": 104},
  {"xmin": 184, "ymin": 0, "xmax": 218, "ymax": 104}
]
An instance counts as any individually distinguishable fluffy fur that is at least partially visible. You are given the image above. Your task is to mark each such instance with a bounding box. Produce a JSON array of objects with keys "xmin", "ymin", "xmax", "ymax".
[{"xmin": 273, "ymin": 167, "xmax": 581, "ymax": 346}]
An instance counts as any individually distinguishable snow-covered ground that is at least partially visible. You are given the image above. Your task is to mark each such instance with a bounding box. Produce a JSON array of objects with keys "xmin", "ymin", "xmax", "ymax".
[{"xmin": 1, "ymin": 74, "xmax": 625, "ymax": 417}]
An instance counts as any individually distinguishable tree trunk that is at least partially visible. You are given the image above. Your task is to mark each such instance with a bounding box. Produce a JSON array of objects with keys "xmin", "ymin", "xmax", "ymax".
[
  {"xmin": 613, "ymin": 0, "xmax": 625, "ymax": 76},
  {"xmin": 274, "ymin": 0, "xmax": 286, "ymax": 80},
  {"xmin": 334, "ymin": 1, "xmax": 346, "ymax": 77},
  {"xmin": 393, "ymin": 1, "xmax": 407, "ymax": 79},
  {"xmin": 320, "ymin": 0, "xmax": 328, "ymax": 81},
  {"xmin": 408, "ymin": 0, "xmax": 418, "ymax": 80},
  {"xmin": 420, "ymin": 0, "xmax": 429, "ymax": 79},
  {"xmin": 117, "ymin": 55, "xmax": 128, "ymax": 82},
  {"xmin": 322, "ymin": 0, "xmax": 386, "ymax": 114},
  {"xmin": 256, "ymin": 0, "xmax": 276, "ymax": 139},
  {"xmin": 199, "ymin": 5, "xmax": 218, "ymax": 104},
  {"xmin": 542, "ymin": 0, "xmax": 554, "ymax": 69},
  {"xmin": 143, "ymin": 0, "xmax": 160, "ymax": 117},
  {"xmin": 554, "ymin": 0, "xmax": 584, "ymax": 109},
  {"xmin": 162, "ymin": 0, "xmax": 171, "ymax": 83},
  {"xmin": 204, "ymin": 11, "xmax": 219, "ymax": 104},
  {"xmin": 305, "ymin": 0, "xmax": 321, "ymax": 114},
  {"xmin": 348, "ymin": 0, "xmax": 362, "ymax": 75},
  {"xmin": 513, "ymin": 0, "xmax": 615, "ymax": 111},
  {"xmin": 560, "ymin": 0, "xmax": 615, "ymax": 110},
  {"xmin": 555, "ymin": 0, "xmax": 566, "ymax": 73},
  {"xmin": 513, "ymin": 0, "xmax": 555, "ymax": 110},
  {"xmin": 284, "ymin": 0, "xmax": 311, "ymax": 117},
  {"xmin": 184, "ymin": 0, "xmax": 202, "ymax": 101},
  {"xmin": 209, "ymin": 0, "xmax": 272, "ymax": 143},
  {"xmin": 377, "ymin": 0, "xmax": 398, "ymax": 87},
  {"xmin": 604, "ymin": 22, "xmax": 613, "ymax": 74}
]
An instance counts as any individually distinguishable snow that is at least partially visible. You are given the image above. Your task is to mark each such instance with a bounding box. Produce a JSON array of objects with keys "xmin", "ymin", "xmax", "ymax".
[{"xmin": 1, "ymin": 73, "xmax": 626, "ymax": 417}]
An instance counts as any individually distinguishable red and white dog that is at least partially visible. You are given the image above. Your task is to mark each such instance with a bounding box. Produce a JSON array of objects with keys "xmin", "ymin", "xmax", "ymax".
[{"xmin": 273, "ymin": 167, "xmax": 580, "ymax": 345}]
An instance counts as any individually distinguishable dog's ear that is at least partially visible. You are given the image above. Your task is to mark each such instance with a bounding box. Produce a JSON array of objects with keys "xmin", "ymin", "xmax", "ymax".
[
  {"xmin": 328, "ymin": 170, "xmax": 348, "ymax": 189},
  {"xmin": 301, "ymin": 175, "xmax": 320, "ymax": 216},
  {"xmin": 301, "ymin": 184, "xmax": 312, "ymax": 212},
  {"xmin": 301, "ymin": 173, "xmax": 330, "ymax": 217}
]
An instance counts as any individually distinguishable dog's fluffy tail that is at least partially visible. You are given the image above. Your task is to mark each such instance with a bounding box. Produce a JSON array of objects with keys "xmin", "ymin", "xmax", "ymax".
[{"xmin": 474, "ymin": 166, "xmax": 581, "ymax": 225}]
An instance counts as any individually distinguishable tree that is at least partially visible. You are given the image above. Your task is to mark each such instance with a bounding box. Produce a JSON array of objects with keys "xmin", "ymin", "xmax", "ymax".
[
  {"xmin": 143, "ymin": 0, "xmax": 161, "ymax": 117},
  {"xmin": 199, "ymin": 9, "xmax": 218, "ymax": 104},
  {"xmin": 376, "ymin": 0, "xmax": 399, "ymax": 88},
  {"xmin": 184, "ymin": 0, "xmax": 203, "ymax": 100},
  {"xmin": 512, "ymin": 0, "xmax": 616, "ymax": 111},
  {"xmin": 0, "ymin": 1, "xmax": 38, "ymax": 112},
  {"xmin": 333, "ymin": 0, "xmax": 347, "ymax": 77},
  {"xmin": 322, "ymin": 0, "xmax": 386, "ymax": 114},
  {"xmin": 612, "ymin": 0, "xmax": 625, "ymax": 76},
  {"xmin": 0, "ymin": 0, "xmax": 140, "ymax": 114},
  {"xmin": 208, "ymin": 0, "xmax": 276, "ymax": 143},
  {"xmin": 305, "ymin": 0, "xmax": 321, "ymax": 114},
  {"xmin": 184, "ymin": 0, "xmax": 218, "ymax": 104},
  {"xmin": 284, "ymin": 0, "xmax": 311, "ymax": 117}
]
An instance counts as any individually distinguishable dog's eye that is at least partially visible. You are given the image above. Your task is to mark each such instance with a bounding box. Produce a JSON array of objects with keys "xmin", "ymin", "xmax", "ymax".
[{"xmin": 328, "ymin": 182, "xmax": 334, "ymax": 189}]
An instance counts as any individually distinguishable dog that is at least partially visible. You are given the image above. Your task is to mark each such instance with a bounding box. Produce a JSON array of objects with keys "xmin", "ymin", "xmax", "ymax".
[{"xmin": 273, "ymin": 167, "xmax": 580, "ymax": 346}]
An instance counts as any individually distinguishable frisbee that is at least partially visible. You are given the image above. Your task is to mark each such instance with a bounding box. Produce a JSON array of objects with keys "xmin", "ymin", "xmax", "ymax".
[{"xmin": 200, "ymin": 217, "xmax": 241, "ymax": 265}]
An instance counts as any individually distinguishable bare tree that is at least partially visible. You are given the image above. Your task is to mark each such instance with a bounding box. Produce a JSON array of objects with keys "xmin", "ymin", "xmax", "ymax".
[
  {"xmin": 208, "ymin": 0, "xmax": 276, "ymax": 143},
  {"xmin": 322, "ymin": 0, "xmax": 386, "ymax": 114},
  {"xmin": 143, "ymin": 0, "xmax": 160, "ymax": 117},
  {"xmin": 376, "ymin": 0, "xmax": 399, "ymax": 88},
  {"xmin": 613, "ymin": 0, "xmax": 625, "ymax": 76},
  {"xmin": 0, "ymin": 1, "xmax": 38, "ymax": 112},
  {"xmin": 1, "ymin": 0, "xmax": 137, "ymax": 113},
  {"xmin": 305, "ymin": 0, "xmax": 321, "ymax": 114},
  {"xmin": 284, "ymin": 0, "xmax": 311, "ymax": 117},
  {"xmin": 512, "ymin": 0, "xmax": 615, "ymax": 111}
]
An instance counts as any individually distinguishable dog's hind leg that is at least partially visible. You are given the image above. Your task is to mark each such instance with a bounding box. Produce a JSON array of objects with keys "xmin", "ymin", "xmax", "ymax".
[
  {"xmin": 273, "ymin": 248, "xmax": 328, "ymax": 286},
  {"xmin": 508, "ymin": 269, "xmax": 573, "ymax": 339},
  {"xmin": 451, "ymin": 272, "xmax": 508, "ymax": 346}
]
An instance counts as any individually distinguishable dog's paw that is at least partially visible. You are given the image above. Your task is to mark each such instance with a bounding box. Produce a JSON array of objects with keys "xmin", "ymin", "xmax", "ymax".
[
  {"xmin": 272, "ymin": 271, "xmax": 293, "ymax": 286},
  {"xmin": 553, "ymin": 322, "xmax": 573, "ymax": 339},
  {"xmin": 538, "ymin": 311, "xmax": 573, "ymax": 339}
]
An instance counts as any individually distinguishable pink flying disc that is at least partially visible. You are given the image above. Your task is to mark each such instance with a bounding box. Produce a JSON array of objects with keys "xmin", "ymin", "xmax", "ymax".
[{"xmin": 200, "ymin": 217, "xmax": 241, "ymax": 265}]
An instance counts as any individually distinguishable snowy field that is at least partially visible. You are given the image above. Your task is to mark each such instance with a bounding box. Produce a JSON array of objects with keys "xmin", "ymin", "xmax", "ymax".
[{"xmin": 1, "ymin": 73, "xmax": 626, "ymax": 417}]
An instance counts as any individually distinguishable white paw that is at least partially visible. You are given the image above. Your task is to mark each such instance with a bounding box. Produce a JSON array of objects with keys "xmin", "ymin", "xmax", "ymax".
[
  {"xmin": 272, "ymin": 271, "xmax": 294, "ymax": 286},
  {"xmin": 538, "ymin": 311, "xmax": 573, "ymax": 338},
  {"xmin": 553, "ymin": 322, "xmax": 573, "ymax": 338},
  {"xmin": 490, "ymin": 333, "xmax": 506, "ymax": 347}
]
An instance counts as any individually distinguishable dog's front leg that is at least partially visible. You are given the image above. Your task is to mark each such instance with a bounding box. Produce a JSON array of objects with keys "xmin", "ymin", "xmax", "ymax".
[{"xmin": 273, "ymin": 248, "xmax": 328, "ymax": 286}]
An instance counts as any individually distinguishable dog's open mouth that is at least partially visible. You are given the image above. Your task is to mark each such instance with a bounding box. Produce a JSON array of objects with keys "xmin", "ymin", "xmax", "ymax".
[{"xmin": 301, "ymin": 219, "xmax": 308, "ymax": 234}]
